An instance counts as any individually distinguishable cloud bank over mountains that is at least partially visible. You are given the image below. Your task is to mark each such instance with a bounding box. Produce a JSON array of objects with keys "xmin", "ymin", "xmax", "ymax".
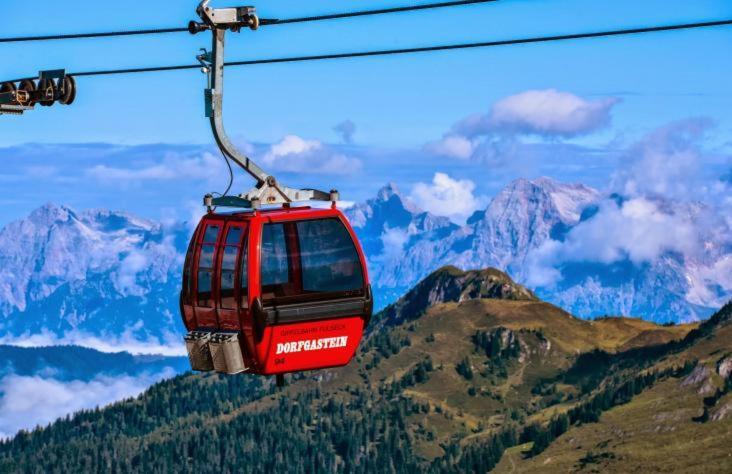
[
  {"xmin": 85, "ymin": 133, "xmax": 363, "ymax": 183},
  {"xmin": 524, "ymin": 118, "xmax": 732, "ymax": 298},
  {"xmin": 425, "ymin": 89, "xmax": 620, "ymax": 161},
  {"xmin": 410, "ymin": 172, "xmax": 486, "ymax": 224},
  {"xmin": 0, "ymin": 369, "xmax": 175, "ymax": 439},
  {"xmin": 262, "ymin": 134, "xmax": 362, "ymax": 175},
  {"xmin": 459, "ymin": 89, "xmax": 619, "ymax": 138}
]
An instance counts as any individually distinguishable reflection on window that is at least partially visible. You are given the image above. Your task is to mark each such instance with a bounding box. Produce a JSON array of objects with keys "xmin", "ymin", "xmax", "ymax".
[
  {"xmin": 197, "ymin": 225, "xmax": 219, "ymax": 307},
  {"xmin": 225, "ymin": 227, "xmax": 242, "ymax": 246},
  {"xmin": 199, "ymin": 244, "xmax": 215, "ymax": 268},
  {"xmin": 203, "ymin": 225, "xmax": 219, "ymax": 243},
  {"xmin": 261, "ymin": 224, "xmax": 290, "ymax": 288},
  {"xmin": 197, "ymin": 269, "xmax": 213, "ymax": 306},
  {"xmin": 260, "ymin": 219, "xmax": 363, "ymax": 304},
  {"xmin": 297, "ymin": 219, "xmax": 363, "ymax": 293},
  {"xmin": 219, "ymin": 226, "xmax": 245, "ymax": 310},
  {"xmin": 220, "ymin": 246, "xmax": 237, "ymax": 310}
]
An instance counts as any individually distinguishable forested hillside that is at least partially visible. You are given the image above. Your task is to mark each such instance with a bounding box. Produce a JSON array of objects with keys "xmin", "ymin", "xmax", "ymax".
[{"xmin": 1, "ymin": 267, "xmax": 730, "ymax": 473}]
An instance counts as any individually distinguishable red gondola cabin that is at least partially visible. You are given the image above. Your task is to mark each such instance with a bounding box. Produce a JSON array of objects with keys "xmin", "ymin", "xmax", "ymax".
[{"xmin": 181, "ymin": 206, "xmax": 372, "ymax": 376}]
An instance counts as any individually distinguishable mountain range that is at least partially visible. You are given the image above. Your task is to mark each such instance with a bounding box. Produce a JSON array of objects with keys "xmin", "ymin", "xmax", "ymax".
[
  {"xmin": 0, "ymin": 204, "xmax": 186, "ymax": 347},
  {"xmin": 0, "ymin": 177, "xmax": 729, "ymax": 349},
  {"xmin": 346, "ymin": 178, "xmax": 730, "ymax": 322},
  {"xmin": 1, "ymin": 266, "xmax": 729, "ymax": 472}
]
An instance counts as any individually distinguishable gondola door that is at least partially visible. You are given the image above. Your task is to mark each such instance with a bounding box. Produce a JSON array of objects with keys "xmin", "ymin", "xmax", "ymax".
[
  {"xmin": 192, "ymin": 218, "xmax": 224, "ymax": 328},
  {"xmin": 217, "ymin": 221, "xmax": 247, "ymax": 331}
]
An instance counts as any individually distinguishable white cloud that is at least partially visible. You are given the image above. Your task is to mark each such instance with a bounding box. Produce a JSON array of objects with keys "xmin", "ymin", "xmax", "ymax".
[
  {"xmin": 523, "ymin": 118, "xmax": 732, "ymax": 291},
  {"xmin": 611, "ymin": 118, "xmax": 715, "ymax": 199},
  {"xmin": 86, "ymin": 152, "xmax": 228, "ymax": 182},
  {"xmin": 84, "ymin": 135, "xmax": 362, "ymax": 182},
  {"xmin": 686, "ymin": 256, "xmax": 732, "ymax": 308},
  {"xmin": 184, "ymin": 199, "xmax": 207, "ymax": 233},
  {"xmin": 0, "ymin": 328, "xmax": 186, "ymax": 357},
  {"xmin": 309, "ymin": 200, "xmax": 355, "ymax": 210},
  {"xmin": 425, "ymin": 90, "xmax": 619, "ymax": 162},
  {"xmin": 262, "ymin": 135, "xmax": 361, "ymax": 175},
  {"xmin": 374, "ymin": 227, "xmax": 411, "ymax": 264},
  {"xmin": 424, "ymin": 134, "xmax": 475, "ymax": 160},
  {"xmin": 116, "ymin": 251, "xmax": 151, "ymax": 295},
  {"xmin": 410, "ymin": 173, "xmax": 486, "ymax": 223},
  {"xmin": 477, "ymin": 89, "xmax": 619, "ymax": 138},
  {"xmin": 526, "ymin": 197, "xmax": 703, "ymax": 287},
  {"xmin": 0, "ymin": 370, "xmax": 174, "ymax": 440},
  {"xmin": 112, "ymin": 235, "xmax": 179, "ymax": 297}
]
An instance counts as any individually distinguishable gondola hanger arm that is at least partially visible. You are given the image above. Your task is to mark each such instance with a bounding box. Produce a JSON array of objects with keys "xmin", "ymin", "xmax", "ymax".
[{"xmin": 191, "ymin": 1, "xmax": 336, "ymax": 210}]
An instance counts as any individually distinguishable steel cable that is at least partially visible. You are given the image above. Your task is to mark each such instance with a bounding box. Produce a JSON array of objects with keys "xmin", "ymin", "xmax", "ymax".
[
  {"xmin": 0, "ymin": 1, "xmax": 498, "ymax": 43},
  {"xmin": 4, "ymin": 19, "xmax": 731, "ymax": 83}
]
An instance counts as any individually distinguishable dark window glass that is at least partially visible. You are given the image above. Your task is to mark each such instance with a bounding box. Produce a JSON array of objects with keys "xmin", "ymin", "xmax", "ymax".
[
  {"xmin": 200, "ymin": 244, "xmax": 215, "ymax": 268},
  {"xmin": 297, "ymin": 219, "xmax": 364, "ymax": 293},
  {"xmin": 182, "ymin": 237, "xmax": 195, "ymax": 304},
  {"xmin": 197, "ymin": 269, "xmax": 213, "ymax": 306},
  {"xmin": 261, "ymin": 224, "xmax": 290, "ymax": 287},
  {"xmin": 222, "ymin": 246, "xmax": 237, "ymax": 271},
  {"xmin": 260, "ymin": 218, "xmax": 363, "ymax": 304},
  {"xmin": 203, "ymin": 225, "xmax": 219, "ymax": 243},
  {"xmin": 225, "ymin": 227, "xmax": 242, "ymax": 245},
  {"xmin": 239, "ymin": 239, "xmax": 249, "ymax": 308},
  {"xmin": 220, "ymin": 246, "xmax": 237, "ymax": 310},
  {"xmin": 197, "ymin": 225, "xmax": 219, "ymax": 307},
  {"xmin": 219, "ymin": 226, "xmax": 245, "ymax": 310}
]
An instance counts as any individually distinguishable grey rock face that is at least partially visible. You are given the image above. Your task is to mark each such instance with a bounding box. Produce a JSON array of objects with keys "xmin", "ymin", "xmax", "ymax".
[
  {"xmin": 717, "ymin": 355, "xmax": 732, "ymax": 380},
  {"xmin": 680, "ymin": 364, "xmax": 715, "ymax": 396}
]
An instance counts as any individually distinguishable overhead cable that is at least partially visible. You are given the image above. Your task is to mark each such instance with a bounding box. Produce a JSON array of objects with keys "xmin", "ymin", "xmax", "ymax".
[
  {"xmin": 0, "ymin": 0, "xmax": 499, "ymax": 43},
  {"xmin": 5, "ymin": 19, "xmax": 731, "ymax": 83}
]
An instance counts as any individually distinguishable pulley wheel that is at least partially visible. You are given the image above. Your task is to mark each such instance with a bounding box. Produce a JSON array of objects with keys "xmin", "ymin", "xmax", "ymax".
[
  {"xmin": 18, "ymin": 79, "xmax": 37, "ymax": 106},
  {"xmin": 38, "ymin": 78, "xmax": 56, "ymax": 106},
  {"xmin": 59, "ymin": 75, "xmax": 76, "ymax": 105},
  {"xmin": 0, "ymin": 82, "xmax": 16, "ymax": 94},
  {"xmin": 249, "ymin": 14, "xmax": 260, "ymax": 30}
]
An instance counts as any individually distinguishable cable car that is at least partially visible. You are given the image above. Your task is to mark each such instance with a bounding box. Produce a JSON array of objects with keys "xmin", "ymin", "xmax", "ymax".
[
  {"xmin": 181, "ymin": 2, "xmax": 371, "ymax": 383},
  {"xmin": 180, "ymin": 205, "xmax": 372, "ymax": 377}
]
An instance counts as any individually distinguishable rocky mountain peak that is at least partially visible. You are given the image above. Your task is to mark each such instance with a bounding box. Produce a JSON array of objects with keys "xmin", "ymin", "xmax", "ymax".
[
  {"xmin": 376, "ymin": 266, "xmax": 537, "ymax": 329},
  {"xmin": 27, "ymin": 203, "xmax": 78, "ymax": 227},
  {"xmin": 78, "ymin": 208, "xmax": 157, "ymax": 233},
  {"xmin": 346, "ymin": 183, "xmax": 453, "ymax": 250},
  {"xmin": 485, "ymin": 177, "xmax": 599, "ymax": 226},
  {"xmin": 376, "ymin": 182, "xmax": 401, "ymax": 201}
]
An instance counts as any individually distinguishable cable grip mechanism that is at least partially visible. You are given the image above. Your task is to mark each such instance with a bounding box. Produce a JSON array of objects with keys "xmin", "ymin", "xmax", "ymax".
[{"xmin": 189, "ymin": 1, "xmax": 259, "ymax": 35}]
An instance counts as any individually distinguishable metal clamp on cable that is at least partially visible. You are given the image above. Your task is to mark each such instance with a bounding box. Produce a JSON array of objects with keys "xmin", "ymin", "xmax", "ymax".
[{"xmin": 189, "ymin": 1, "xmax": 259, "ymax": 35}]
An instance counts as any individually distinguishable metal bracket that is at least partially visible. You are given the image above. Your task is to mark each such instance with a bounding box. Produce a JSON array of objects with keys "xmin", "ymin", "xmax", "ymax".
[
  {"xmin": 191, "ymin": 1, "xmax": 335, "ymax": 209},
  {"xmin": 0, "ymin": 103, "xmax": 32, "ymax": 115}
]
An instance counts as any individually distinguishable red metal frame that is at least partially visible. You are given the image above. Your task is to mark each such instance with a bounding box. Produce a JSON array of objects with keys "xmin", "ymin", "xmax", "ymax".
[{"xmin": 181, "ymin": 206, "xmax": 370, "ymax": 375}]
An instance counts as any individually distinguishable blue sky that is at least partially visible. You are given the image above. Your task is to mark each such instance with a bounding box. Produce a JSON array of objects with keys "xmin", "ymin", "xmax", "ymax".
[{"xmin": 0, "ymin": 0, "xmax": 731, "ymax": 225}]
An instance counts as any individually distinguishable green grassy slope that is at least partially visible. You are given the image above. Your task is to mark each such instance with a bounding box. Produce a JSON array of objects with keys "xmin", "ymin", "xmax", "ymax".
[{"xmin": 494, "ymin": 304, "xmax": 732, "ymax": 473}]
